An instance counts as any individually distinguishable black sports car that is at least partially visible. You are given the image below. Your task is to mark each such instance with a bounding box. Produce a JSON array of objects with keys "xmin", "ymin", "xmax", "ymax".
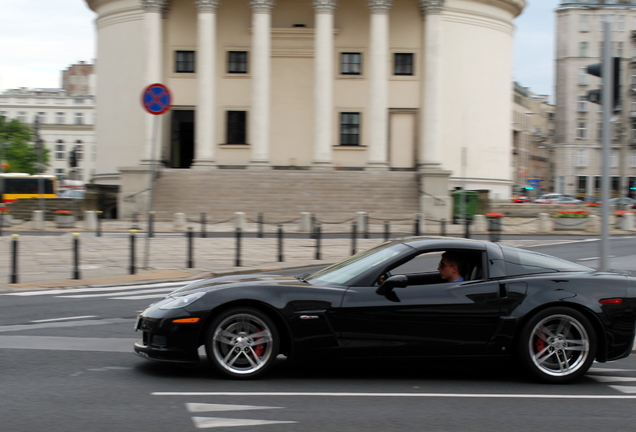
[{"xmin": 134, "ymin": 237, "xmax": 636, "ymax": 383}]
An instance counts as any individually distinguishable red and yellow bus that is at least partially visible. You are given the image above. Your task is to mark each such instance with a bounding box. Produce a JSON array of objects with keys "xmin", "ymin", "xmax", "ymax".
[{"xmin": 0, "ymin": 173, "xmax": 58, "ymax": 204}]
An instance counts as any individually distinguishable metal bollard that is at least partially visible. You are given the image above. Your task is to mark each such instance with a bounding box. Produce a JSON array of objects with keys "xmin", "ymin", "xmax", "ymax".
[
  {"xmin": 488, "ymin": 218, "xmax": 501, "ymax": 243},
  {"xmin": 310, "ymin": 214, "xmax": 316, "ymax": 239},
  {"xmin": 441, "ymin": 219, "xmax": 446, "ymax": 236},
  {"xmin": 414, "ymin": 216, "xmax": 421, "ymax": 236},
  {"xmin": 131, "ymin": 212, "xmax": 140, "ymax": 230},
  {"xmin": 315, "ymin": 223, "xmax": 321, "ymax": 260},
  {"xmin": 96, "ymin": 211, "xmax": 102, "ymax": 237},
  {"xmin": 258, "ymin": 213, "xmax": 264, "ymax": 239},
  {"xmin": 235, "ymin": 227, "xmax": 242, "ymax": 267},
  {"xmin": 464, "ymin": 217, "xmax": 471, "ymax": 239},
  {"xmin": 0, "ymin": 212, "xmax": 4, "ymax": 237},
  {"xmin": 364, "ymin": 213, "xmax": 369, "ymax": 239},
  {"xmin": 72, "ymin": 233, "xmax": 81, "ymax": 280},
  {"xmin": 351, "ymin": 221, "xmax": 357, "ymax": 256},
  {"xmin": 129, "ymin": 230, "xmax": 137, "ymax": 275},
  {"xmin": 278, "ymin": 224, "xmax": 284, "ymax": 262},
  {"xmin": 187, "ymin": 227, "xmax": 194, "ymax": 268},
  {"xmin": 10, "ymin": 234, "xmax": 19, "ymax": 284},
  {"xmin": 200, "ymin": 213, "xmax": 207, "ymax": 238},
  {"xmin": 384, "ymin": 220, "xmax": 390, "ymax": 242},
  {"xmin": 148, "ymin": 211, "xmax": 155, "ymax": 238}
]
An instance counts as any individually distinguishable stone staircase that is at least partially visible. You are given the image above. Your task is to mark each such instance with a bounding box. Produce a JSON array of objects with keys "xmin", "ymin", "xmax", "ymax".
[{"xmin": 150, "ymin": 168, "xmax": 421, "ymax": 222}]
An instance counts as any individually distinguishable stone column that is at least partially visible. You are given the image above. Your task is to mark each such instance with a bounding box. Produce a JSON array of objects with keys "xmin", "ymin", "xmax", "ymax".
[
  {"xmin": 192, "ymin": 0, "xmax": 221, "ymax": 169},
  {"xmin": 249, "ymin": 0, "xmax": 275, "ymax": 167},
  {"xmin": 141, "ymin": 0, "xmax": 169, "ymax": 163},
  {"xmin": 366, "ymin": 0, "xmax": 392, "ymax": 170},
  {"xmin": 418, "ymin": 0, "xmax": 444, "ymax": 167},
  {"xmin": 312, "ymin": 0, "xmax": 337, "ymax": 168}
]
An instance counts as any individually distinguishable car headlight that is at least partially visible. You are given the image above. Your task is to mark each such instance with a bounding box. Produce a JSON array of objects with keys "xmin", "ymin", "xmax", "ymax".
[{"xmin": 159, "ymin": 292, "xmax": 206, "ymax": 310}]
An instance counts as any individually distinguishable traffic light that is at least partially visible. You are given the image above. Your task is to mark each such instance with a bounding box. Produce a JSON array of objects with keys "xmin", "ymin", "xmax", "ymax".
[
  {"xmin": 586, "ymin": 57, "xmax": 621, "ymax": 112},
  {"xmin": 69, "ymin": 149, "xmax": 77, "ymax": 168}
]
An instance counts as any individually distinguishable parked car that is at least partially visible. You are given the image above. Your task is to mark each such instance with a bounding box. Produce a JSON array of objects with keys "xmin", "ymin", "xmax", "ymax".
[
  {"xmin": 511, "ymin": 195, "xmax": 530, "ymax": 203},
  {"xmin": 552, "ymin": 196, "xmax": 583, "ymax": 205},
  {"xmin": 534, "ymin": 193, "xmax": 564, "ymax": 204},
  {"xmin": 609, "ymin": 197, "xmax": 636, "ymax": 207},
  {"xmin": 134, "ymin": 237, "xmax": 636, "ymax": 383}
]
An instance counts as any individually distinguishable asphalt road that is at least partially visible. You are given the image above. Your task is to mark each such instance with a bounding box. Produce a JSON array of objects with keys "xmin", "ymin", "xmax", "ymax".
[{"xmin": 2, "ymin": 237, "xmax": 636, "ymax": 431}]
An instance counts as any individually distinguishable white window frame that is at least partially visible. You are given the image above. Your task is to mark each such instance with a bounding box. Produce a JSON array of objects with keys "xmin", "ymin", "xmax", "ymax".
[
  {"xmin": 575, "ymin": 149, "xmax": 589, "ymax": 167},
  {"xmin": 576, "ymin": 121, "xmax": 587, "ymax": 139},
  {"xmin": 578, "ymin": 67, "xmax": 588, "ymax": 85}
]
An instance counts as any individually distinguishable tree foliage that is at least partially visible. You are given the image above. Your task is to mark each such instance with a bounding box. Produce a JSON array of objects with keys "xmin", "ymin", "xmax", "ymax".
[{"xmin": 0, "ymin": 116, "xmax": 49, "ymax": 174}]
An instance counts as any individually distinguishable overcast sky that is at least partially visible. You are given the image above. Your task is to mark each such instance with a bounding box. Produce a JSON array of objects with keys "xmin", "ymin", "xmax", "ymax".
[{"xmin": 0, "ymin": 0, "xmax": 557, "ymax": 97}]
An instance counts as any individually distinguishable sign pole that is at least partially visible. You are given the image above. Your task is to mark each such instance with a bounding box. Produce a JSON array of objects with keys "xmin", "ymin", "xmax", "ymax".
[{"xmin": 140, "ymin": 83, "xmax": 172, "ymax": 269}]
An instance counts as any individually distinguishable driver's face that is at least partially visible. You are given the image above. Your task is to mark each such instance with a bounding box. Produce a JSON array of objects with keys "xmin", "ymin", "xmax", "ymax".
[{"xmin": 438, "ymin": 258, "xmax": 456, "ymax": 281}]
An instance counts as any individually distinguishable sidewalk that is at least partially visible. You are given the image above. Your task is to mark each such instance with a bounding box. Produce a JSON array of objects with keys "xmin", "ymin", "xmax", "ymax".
[{"xmin": 0, "ymin": 217, "xmax": 627, "ymax": 293}]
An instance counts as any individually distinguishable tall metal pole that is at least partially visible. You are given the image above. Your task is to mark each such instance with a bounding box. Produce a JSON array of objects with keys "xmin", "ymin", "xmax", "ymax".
[
  {"xmin": 600, "ymin": 22, "xmax": 612, "ymax": 272},
  {"xmin": 143, "ymin": 116, "xmax": 160, "ymax": 269}
]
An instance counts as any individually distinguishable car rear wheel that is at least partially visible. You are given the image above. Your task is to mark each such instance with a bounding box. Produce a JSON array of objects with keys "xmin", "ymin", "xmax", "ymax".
[
  {"xmin": 518, "ymin": 307, "xmax": 596, "ymax": 384},
  {"xmin": 205, "ymin": 307, "xmax": 279, "ymax": 379}
]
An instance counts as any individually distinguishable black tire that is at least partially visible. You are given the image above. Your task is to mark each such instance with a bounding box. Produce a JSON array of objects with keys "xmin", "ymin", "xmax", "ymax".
[
  {"xmin": 205, "ymin": 307, "xmax": 279, "ymax": 379},
  {"xmin": 517, "ymin": 307, "xmax": 597, "ymax": 384}
]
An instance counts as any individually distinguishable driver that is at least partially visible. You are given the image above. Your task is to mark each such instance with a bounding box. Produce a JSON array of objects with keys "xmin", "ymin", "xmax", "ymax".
[{"xmin": 438, "ymin": 251, "xmax": 466, "ymax": 282}]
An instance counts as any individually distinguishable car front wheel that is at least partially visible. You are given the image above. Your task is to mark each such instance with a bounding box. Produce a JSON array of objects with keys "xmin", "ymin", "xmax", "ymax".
[
  {"xmin": 205, "ymin": 307, "xmax": 279, "ymax": 379},
  {"xmin": 518, "ymin": 307, "xmax": 597, "ymax": 384}
]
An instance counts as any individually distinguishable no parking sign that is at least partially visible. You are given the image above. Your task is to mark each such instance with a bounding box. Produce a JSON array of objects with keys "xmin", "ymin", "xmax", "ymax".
[{"xmin": 142, "ymin": 83, "xmax": 172, "ymax": 115}]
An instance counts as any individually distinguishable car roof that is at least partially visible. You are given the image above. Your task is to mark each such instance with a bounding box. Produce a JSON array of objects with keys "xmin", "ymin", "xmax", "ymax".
[{"xmin": 394, "ymin": 236, "xmax": 488, "ymax": 251}]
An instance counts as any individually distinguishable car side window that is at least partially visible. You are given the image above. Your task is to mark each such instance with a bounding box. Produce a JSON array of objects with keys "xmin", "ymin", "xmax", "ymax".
[{"xmin": 386, "ymin": 250, "xmax": 485, "ymax": 284}]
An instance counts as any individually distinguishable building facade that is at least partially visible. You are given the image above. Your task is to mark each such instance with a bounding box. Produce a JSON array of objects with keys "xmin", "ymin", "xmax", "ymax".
[
  {"xmin": 555, "ymin": 0, "xmax": 636, "ymax": 199},
  {"xmin": 86, "ymin": 0, "xmax": 524, "ymax": 218},
  {"xmin": 0, "ymin": 62, "xmax": 96, "ymax": 182},
  {"xmin": 512, "ymin": 83, "xmax": 554, "ymax": 197}
]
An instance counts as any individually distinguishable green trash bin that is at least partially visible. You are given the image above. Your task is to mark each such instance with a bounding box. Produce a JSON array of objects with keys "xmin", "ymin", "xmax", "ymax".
[{"xmin": 452, "ymin": 190, "xmax": 479, "ymax": 224}]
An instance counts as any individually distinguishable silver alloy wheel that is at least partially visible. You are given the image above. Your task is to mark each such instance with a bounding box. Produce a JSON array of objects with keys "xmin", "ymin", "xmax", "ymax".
[
  {"xmin": 528, "ymin": 313, "xmax": 590, "ymax": 377},
  {"xmin": 211, "ymin": 312, "xmax": 275, "ymax": 376}
]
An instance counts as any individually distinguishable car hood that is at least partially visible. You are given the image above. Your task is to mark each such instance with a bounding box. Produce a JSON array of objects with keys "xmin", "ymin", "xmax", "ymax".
[{"xmin": 169, "ymin": 273, "xmax": 305, "ymax": 296}]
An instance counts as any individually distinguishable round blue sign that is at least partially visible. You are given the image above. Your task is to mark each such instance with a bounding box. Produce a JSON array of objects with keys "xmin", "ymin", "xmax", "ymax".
[{"xmin": 142, "ymin": 83, "xmax": 172, "ymax": 115}]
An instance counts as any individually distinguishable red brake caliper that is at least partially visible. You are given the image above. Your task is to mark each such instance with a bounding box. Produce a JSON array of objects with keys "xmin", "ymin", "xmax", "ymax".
[
  {"xmin": 253, "ymin": 328, "xmax": 264, "ymax": 357},
  {"xmin": 534, "ymin": 332, "xmax": 546, "ymax": 355}
]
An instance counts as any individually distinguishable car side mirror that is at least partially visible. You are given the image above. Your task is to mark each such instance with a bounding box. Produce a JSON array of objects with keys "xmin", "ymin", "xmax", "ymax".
[{"xmin": 376, "ymin": 274, "xmax": 409, "ymax": 296}]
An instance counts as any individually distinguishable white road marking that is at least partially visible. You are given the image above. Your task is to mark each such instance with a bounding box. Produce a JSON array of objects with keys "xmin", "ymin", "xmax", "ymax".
[
  {"xmin": 186, "ymin": 403, "xmax": 283, "ymax": 413},
  {"xmin": 31, "ymin": 315, "xmax": 97, "ymax": 323},
  {"xmin": 153, "ymin": 392, "xmax": 636, "ymax": 400},
  {"xmin": 589, "ymin": 376, "xmax": 636, "ymax": 383},
  {"xmin": 192, "ymin": 417, "xmax": 296, "ymax": 429},
  {"xmin": 58, "ymin": 287, "xmax": 176, "ymax": 298},
  {"xmin": 1, "ymin": 281, "xmax": 195, "ymax": 296},
  {"xmin": 609, "ymin": 385, "xmax": 636, "ymax": 394}
]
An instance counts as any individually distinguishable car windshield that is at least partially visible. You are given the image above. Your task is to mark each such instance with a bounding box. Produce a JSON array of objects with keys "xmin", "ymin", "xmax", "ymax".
[
  {"xmin": 500, "ymin": 245, "xmax": 592, "ymax": 277},
  {"xmin": 306, "ymin": 242, "xmax": 408, "ymax": 285}
]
